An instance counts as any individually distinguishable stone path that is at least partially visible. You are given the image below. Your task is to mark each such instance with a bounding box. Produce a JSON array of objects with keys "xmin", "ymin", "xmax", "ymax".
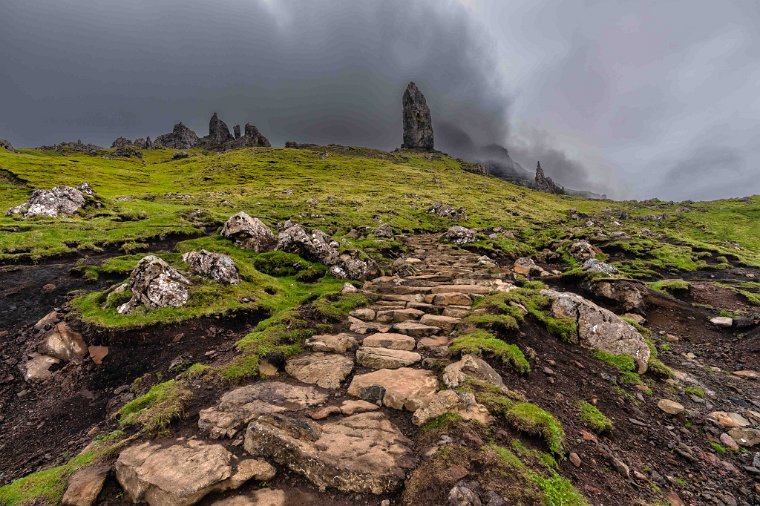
[{"xmin": 116, "ymin": 235, "xmax": 518, "ymax": 504}]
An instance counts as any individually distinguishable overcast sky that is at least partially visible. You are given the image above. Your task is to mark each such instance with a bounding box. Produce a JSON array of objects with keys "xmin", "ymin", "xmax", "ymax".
[{"xmin": 1, "ymin": 0, "xmax": 758, "ymax": 201}]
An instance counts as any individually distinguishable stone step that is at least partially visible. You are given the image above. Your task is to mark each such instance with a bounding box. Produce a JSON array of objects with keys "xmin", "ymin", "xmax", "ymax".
[
  {"xmin": 349, "ymin": 308, "xmax": 376, "ymax": 321},
  {"xmin": 392, "ymin": 321, "xmax": 441, "ymax": 338},
  {"xmin": 362, "ymin": 332, "xmax": 417, "ymax": 351},
  {"xmin": 305, "ymin": 333, "xmax": 359, "ymax": 353},
  {"xmin": 419, "ymin": 314, "xmax": 461, "ymax": 332},
  {"xmin": 348, "ymin": 316, "xmax": 391, "ymax": 335},
  {"xmin": 424, "ymin": 292, "xmax": 473, "ymax": 306},
  {"xmin": 441, "ymin": 306, "xmax": 472, "ymax": 318},
  {"xmin": 417, "ymin": 335, "xmax": 451, "ymax": 356},
  {"xmin": 406, "ymin": 302, "xmax": 439, "ymax": 313},
  {"xmin": 376, "ymin": 308, "xmax": 426, "ymax": 323},
  {"xmin": 380, "ymin": 294, "xmax": 425, "ymax": 303},
  {"xmin": 430, "ymin": 284, "xmax": 492, "ymax": 295},
  {"xmin": 372, "ymin": 301, "xmax": 408, "ymax": 308},
  {"xmin": 356, "ymin": 347, "xmax": 422, "ymax": 369}
]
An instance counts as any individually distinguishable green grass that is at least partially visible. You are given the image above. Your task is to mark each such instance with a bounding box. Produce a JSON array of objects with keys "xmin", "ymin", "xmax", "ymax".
[
  {"xmin": 709, "ymin": 442, "xmax": 726, "ymax": 455},
  {"xmin": 421, "ymin": 412, "xmax": 464, "ymax": 431},
  {"xmin": 684, "ymin": 385, "xmax": 705, "ymax": 399},
  {"xmin": 118, "ymin": 379, "xmax": 191, "ymax": 433},
  {"xmin": 449, "ymin": 330, "xmax": 530, "ymax": 374},
  {"xmin": 506, "ymin": 402, "xmax": 566, "ymax": 455},
  {"xmin": 577, "ymin": 400, "xmax": 613, "ymax": 433},
  {"xmin": 648, "ymin": 279, "xmax": 691, "ymax": 294}
]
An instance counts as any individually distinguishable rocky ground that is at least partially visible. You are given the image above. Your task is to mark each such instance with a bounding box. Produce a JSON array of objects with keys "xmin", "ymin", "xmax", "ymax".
[{"xmin": 1, "ymin": 229, "xmax": 758, "ymax": 506}]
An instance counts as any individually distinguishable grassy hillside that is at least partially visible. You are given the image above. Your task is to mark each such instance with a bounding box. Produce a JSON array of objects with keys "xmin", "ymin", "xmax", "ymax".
[{"xmin": 0, "ymin": 145, "xmax": 758, "ymax": 271}]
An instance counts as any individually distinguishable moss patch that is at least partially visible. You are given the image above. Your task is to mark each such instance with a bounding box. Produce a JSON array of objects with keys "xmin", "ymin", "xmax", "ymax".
[
  {"xmin": 506, "ymin": 402, "xmax": 566, "ymax": 455},
  {"xmin": 449, "ymin": 330, "xmax": 530, "ymax": 374},
  {"xmin": 118, "ymin": 379, "xmax": 192, "ymax": 433},
  {"xmin": 577, "ymin": 400, "xmax": 613, "ymax": 433}
]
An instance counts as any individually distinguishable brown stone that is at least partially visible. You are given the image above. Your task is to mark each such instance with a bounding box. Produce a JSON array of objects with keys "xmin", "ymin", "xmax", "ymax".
[
  {"xmin": 347, "ymin": 367, "xmax": 438, "ymax": 411},
  {"xmin": 88, "ymin": 346, "xmax": 109, "ymax": 365},
  {"xmin": 392, "ymin": 321, "xmax": 440, "ymax": 337},
  {"xmin": 62, "ymin": 464, "xmax": 109, "ymax": 506},
  {"xmin": 39, "ymin": 322, "xmax": 87, "ymax": 362},
  {"xmin": 355, "ymin": 347, "xmax": 421, "ymax": 369},
  {"xmin": 284, "ymin": 353, "xmax": 354, "ymax": 389},
  {"xmin": 362, "ymin": 332, "xmax": 416, "ymax": 351},
  {"xmin": 305, "ymin": 333, "xmax": 358, "ymax": 353}
]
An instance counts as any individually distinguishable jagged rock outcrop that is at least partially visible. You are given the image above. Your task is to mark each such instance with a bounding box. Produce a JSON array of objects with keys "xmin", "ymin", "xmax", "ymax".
[
  {"xmin": 534, "ymin": 161, "xmax": 564, "ymax": 194},
  {"xmin": 7, "ymin": 182, "xmax": 94, "ymax": 217},
  {"xmin": 154, "ymin": 123, "xmax": 200, "ymax": 149},
  {"xmin": 220, "ymin": 212, "xmax": 277, "ymax": 252},
  {"xmin": 182, "ymin": 250, "xmax": 240, "ymax": 284},
  {"xmin": 233, "ymin": 124, "xmax": 241, "ymax": 139},
  {"xmin": 40, "ymin": 140, "xmax": 103, "ymax": 156},
  {"xmin": 0, "ymin": 138, "xmax": 14, "ymax": 152},
  {"xmin": 541, "ymin": 289, "xmax": 651, "ymax": 372},
  {"xmin": 242, "ymin": 123, "xmax": 270, "ymax": 147},
  {"xmin": 117, "ymin": 255, "xmax": 190, "ymax": 314},
  {"xmin": 207, "ymin": 112, "xmax": 234, "ymax": 145},
  {"xmin": 111, "ymin": 137, "xmax": 131, "ymax": 149},
  {"xmin": 401, "ymin": 81, "xmax": 434, "ymax": 150}
]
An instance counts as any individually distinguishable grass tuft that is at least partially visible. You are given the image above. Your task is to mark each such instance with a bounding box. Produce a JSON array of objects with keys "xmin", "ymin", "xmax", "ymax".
[
  {"xmin": 577, "ymin": 400, "xmax": 613, "ymax": 433},
  {"xmin": 449, "ymin": 330, "xmax": 530, "ymax": 374}
]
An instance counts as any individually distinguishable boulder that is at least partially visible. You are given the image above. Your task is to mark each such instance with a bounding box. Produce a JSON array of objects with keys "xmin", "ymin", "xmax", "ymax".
[
  {"xmin": 401, "ymin": 81, "xmax": 434, "ymax": 150},
  {"xmin": 198, "ymin": 381, "xmax": 328, "ymax": 439},
  {"xmin": 182, "ymin": 250, "xmax": 240, "ymax": 284},
  {"xmin": 115, "ymin": 439, "xmax": 274, "ymax": 506},
  {"xmin": 117, "ymin": 256, "xmax": 190, "ymax": 314},
  {"xmin": 443, "ymin": 354, "xmax": 505, "ymax": 389},
  {"xmin": 62, "ymin": 464, "xmax": 109, "ymax": 506},
  {"xmin": 355, "ymin": 347, "xmax": 422, "ymax": 369},
  {"xmin": 284, "ymin": 353, "xmax": 354, "ymax": 389},
  {"xmin": 428, "ymin": 203, "xmax": 465, "ymax": 220},
  {"xmin": 582, "ymin": 279, "xmax": 647, "ymax": 314},
  {"xmin": 444, "ymin": 226, "xmax": 476, "ymax": 245},
  {"xmin": 8, "ymin": 183, "xmax": 93, "ymax": 217},
  {"xmin": 154, "ymin": 122, "xmax": 199, "ymax": 149},
  {"xmin": 568, "ymin": 240, "xmax": 597, "ymax": 260},
  {"xmin": 330, "ymin": 254, "xmax": 370, "ymax": 280},
  {"xmin": 347, "ymin": 367, "xmax": 439, "ymax": 411},
  {"xmin": 207, "ymin": 112, "xmax": 234, "ymax": 146},
  {"xmin": 374, "ymin": 223, "xmax": 394, "ymax": 238},
  {"xmin": 411, "ymin": 390, "xmax": 491, "ymax": 426},
  {"xmin": 277, "ymin": 222, "xmax": 339, "ymax": 265},
  {"xmin": 244, "ymin": 412, "xmax": 415, "ymax": 494},
  {"xmin": 542, "ymin": 289, "xmax": 651, "ymax": 372},
  {"xmin": 220, "ymin": 212, "xmax": 277, "ymax": 252},
  {"xmin": 0, "ymin": 138, "xmax": 14, "ymax": 152},
  {"xmin": 513, "ymin": 257, "xmax": 544, "ymax": 276},
  {"xmin": 38, "ymin": 322, "xmax": 87, "ymax": 362},
  {"xmin": 582, "ymin": 258, "xmax": 618, "ymax": 275},
  {"xmin": 305, "ymin": 333, "xmax": 358, "ymax": 353}
]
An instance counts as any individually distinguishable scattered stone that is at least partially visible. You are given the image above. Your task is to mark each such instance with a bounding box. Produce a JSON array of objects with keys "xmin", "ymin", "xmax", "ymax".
[
  {"xmin": 244, "ymin": 412, "xmax": 415, "ymax": 494},
  {"xmin": 542, "ymin": 289, "xmax": 651, "ymax": 372},
  {"xmin": 443, "ymin": 354, "xmax": 505, "ymax": 389},
  {"xmin": 569, "ymin": 452, "xmax": 582, "ymax": 468},
  {"xmin": 38, "ymin": 322, "xmax": 87, "ymax": 362},
  {"xmin": 117, "ymin": 256, "xmax": 190, "ymax": 314},
  {"xmin": 305, "ymin": 333, "xmax": 358, "ymax": 353},
  {"xmin": 444, "ymin": 226, "xmax": 476, "ymax": 245},
  {"xmin": 220, "ymin": 212, "xmax": 277, "ymax": 252},
  {"xmin": 401, "ymin": 81, "xmax": 434, "ymax": 150},
  {"xmin": 33, "ymin": 310, "xmax": 61, "ymax": 331},
  {"xmin": 284, "ymin": 353, "xmax": 354, "ymax": 389},
  {"xmin": 707, "ymin": 411, "xmax": 750, "ymax": 429},
  {"xmin": 356, "ymin": 347, "xmax": 422, "ymax": 369},
  {"xmin": 182, "ymin": 250, "xmax": 240, "ymax": 284},
  {"xmin": 446, "ymin": 482, "xmax": 482, "ymax": 506},
  {"xmin": 732, "ymin": 370, "xmax": 758, "ymax": 380},
  {"xmin": 411, "ymin": 390, "xmax": 491, "ymax": 426},
  {"xmin": 198, "ymin": 382, "xmax": 328, "ymax": 439},
  {"xmin": 710, "ymin": 316, "xmax": 733, "ymax": 328},
  {"xmin": 41, "ymin": 283, "xmax": 57, "ymax": 294},
  {"xmin": 22, "ymin": 352, "xmax": 60, "ymax": 382},
  {"xmin": 581, "ymin": 258, "xmax": 618, "ymax": 275},
  {"xmin": 720, "ymin": 432, "xmax": 739, "ymax": 450},
  {"xmin": 428, "ymin": 203, "xmax": 465, "ymax": 220},
  {"xmin": 116, "ymin": 440, "xmax": 273, "ymax": 506},
  {"xmin": 657, "ymin": 399, "xmax": 685, "ymax": 415},
  {"xmin": 62, "ymin": 463, "xmax": 110, "ymax": 506},
  {"xmin": 362, "ymin": 332, "xmax": 416, "ymax": 351},
  {"xmin": 8, "ymin": 183, "xmax": 94, "ymax": 217},
  {"xmin": 341, "ymin": 282, "xmax": 358, "ymax": 294},
  {"xmin": 727, "ymin": 428, "xmax": 760, "ymax": 447},
  {"xmin": 347, "ymin": 367, "xmax": 439, "ymax": 411}
]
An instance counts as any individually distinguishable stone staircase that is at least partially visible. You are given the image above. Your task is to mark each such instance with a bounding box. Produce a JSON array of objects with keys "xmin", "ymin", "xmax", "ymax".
[{"xmin": 112, "ymin": 235, "xmax": 517, "ymax": 505}]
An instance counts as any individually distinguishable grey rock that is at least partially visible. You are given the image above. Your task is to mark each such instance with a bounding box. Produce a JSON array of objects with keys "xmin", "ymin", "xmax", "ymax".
[
  {"xmin": 444, "ymin": 226, "xmax": 476, "ymax": 245},
  {"xmin": 207, "ymin": 112, "xmax": 234, "ymax": 146},
  {"xmin": 428, "ymin": 203, "xmax": 465, "ymax": 220},
  {"xmin": 7, "ymin": 182, "xmax": 93, "ymax": 217},
  {"xmin": 220, "ymin": 212, "xmax": 277, "ymax": 252},
  {"xmin": 582, "ymin": 258, "xmax": 619, "ymax": 275},
  {"xmin": 582, "ymin": 279, "xmax": 647, "ymax": 313},
  {"xmin": 568, "ymin": 240, "xmax": 596, "ymax": 260},
  {"xmin": 402, "ymin": 82, "xmax": 434, "ymax": 150},
  {"xmin": 374, "ymin": 223, "xmax": 394, "ymax": 238},
  {"xmin": 534, "ymin": 161, "xmax": 564, "ymax": 194},
  {"xmin": 154, "ymin": 122, "xmax": 200, "ymax": 149},
  {"xmin": 243, "ymin": 123, "xmax": 271, "ymax": 147},
  {"xmin": 447, "ymin": 482, "xmax": 482, "ymax": 506},
  {"xmin": 0, "ymin": 138, "xmax": 14, "ymax": 152},
  {"xmin": 233, "ymin": 124, "xmax": 241, "ymax": 139},
  {"xmin": 277, "ymin": 222, "xmax": 339, "ymax": 265},
  {"xmin": 117, "ymin": 256, "xmax": 190, "ymax": 314},
  {"xmin": 182, "ymin": 249, "xmax": 240, "ymax": 284}
]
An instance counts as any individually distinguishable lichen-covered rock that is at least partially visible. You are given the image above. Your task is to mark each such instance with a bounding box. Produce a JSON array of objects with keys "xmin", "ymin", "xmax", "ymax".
[
  {"xmin": 542, "ymin": 289, "xmax": 651, "ymax": 372},
  {"xmin": 428, "ymin": 203, "xmax": 465, "ymax": 220},
  {"xmin": 444, "ymin": 226, "xmax": 476, "ymax": 245},
  {"xmin": 220, "ymin": 212, "xmax": 277, "ymax": 252},
  {"xmin": 582, "ymin": 258, "xmax": 618, "ymax": 275},
  {"xmin": 244, "ymin": 412, "xmax": 415, "ymax": 494},
  {"xmin": 401, "ymin": 81, "xmax": 434, "ymax": 150},
  {"xmin": 7, "ymin": 182, "xmax": 94, "ymax": 217},
  {"xmin": 277, "ymin": 222, "xmax": 339, "ymax": 265},
  {"xmin": 329, "ymin": 254, "xmax": 370, "ymax": 280},
  {"xmin": 115, "ymin": 439, "xmax": 273, "ymax": 506},
  {"xmin": 117, "ymin": 256, "xmax": 190, "ymax": 314},
  {"xmin": 182, "ymin": 250, "xmax": 240, "ymax": 284}
]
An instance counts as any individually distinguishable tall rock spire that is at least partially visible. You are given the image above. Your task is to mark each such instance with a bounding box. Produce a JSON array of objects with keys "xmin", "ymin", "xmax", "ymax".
[
  {"xmin": 534, "ymin": 161, "xmax": 564, "ymax": 194},
  {"xmin": 401, "ymin": 82, "xmax": 434, "ymax": 150}
]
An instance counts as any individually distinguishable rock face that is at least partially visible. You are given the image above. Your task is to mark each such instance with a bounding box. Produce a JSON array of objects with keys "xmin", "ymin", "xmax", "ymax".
[
  {"xmin": 534, "ymin": 161, "xmax": 564, "ymax": 194},
  {"xmin": 444, "ymin": 226, "xmax": 476, "ymax": 245},
  {"xmin": 207, "ymin": 112, "xmax": 234, "ymax": 145},
  {"xmin": 0, "ymin": 138, "xmax": 14, "ymax": 151},
  {"xmin": 117, "ymin": 256, "xmax": 191, "ymax": 314},
  {"xmin": 182, "ymin": 250, "xmax": 240, "ymax": 284},
  {"xmin": 220, "ymin": 212, "xmax": 277, "ymax": 252},
  {"xmin": 115, "ymin": 439, "xmax": 273, "ymax": 506},
  {"xmin": 198, "ymin": 381, "xmax": 328, "ymax": 439},
  {"xmin": 154, "ymin": 123, "xmax": 200, "ymax": 149},
  {"xmin": 8, "ymin": 183, "xmax": 93, "ymax": 217},
  {"xmin": 244, "ymin": 412, "xmax": 415, "ymax": 494},
  {"xmin": 243, "ymin": 123, "xmax": 271, "ymax": 147},
  {"xmin": 542, "ymin": 289, "xmax": 651, "ymax": 372},
  {"xmin": 284, "ymin": 353, "xmax": 354, "ymax": 389},
  {"xmin": 401, "ymin": 82, "xmax": 434, "ymax": 150}
]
